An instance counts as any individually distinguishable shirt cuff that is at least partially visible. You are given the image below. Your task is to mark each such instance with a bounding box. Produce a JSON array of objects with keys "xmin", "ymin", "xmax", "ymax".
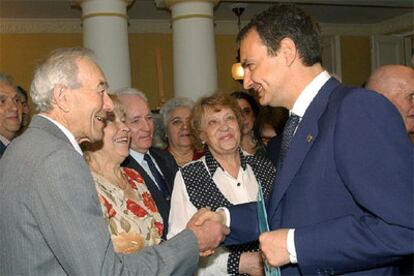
[
  {"xmin": 216, "ymin": 207, "xmax": 230, "ymax": 227},
  {"xmin": 287, "ymin": 229, "xmax": 298, "ymax": 264}
]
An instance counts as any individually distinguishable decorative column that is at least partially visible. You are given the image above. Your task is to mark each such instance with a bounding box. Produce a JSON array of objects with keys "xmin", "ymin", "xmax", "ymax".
[
  {"xmin": 73, "ymin": 0, "xmax": 133, "ymax": 90},
  {"xmin": 157, "ymin": 0, "xmax": 219, "ymax": 101}
]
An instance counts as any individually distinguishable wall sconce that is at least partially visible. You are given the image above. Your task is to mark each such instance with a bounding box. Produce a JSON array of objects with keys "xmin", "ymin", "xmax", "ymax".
[
  {"xmin": 232, "ymin": 62, "xmax": 244, "ymax": 80},
  {"xmin": 231, "ymin": 4, "xmax": 246, "ymax": 81}
]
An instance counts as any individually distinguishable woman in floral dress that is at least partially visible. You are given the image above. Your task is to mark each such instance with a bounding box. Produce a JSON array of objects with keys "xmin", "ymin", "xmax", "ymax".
[{"xmin": 84, "ymin": 95, "xmax": 163, "ymax": 254}]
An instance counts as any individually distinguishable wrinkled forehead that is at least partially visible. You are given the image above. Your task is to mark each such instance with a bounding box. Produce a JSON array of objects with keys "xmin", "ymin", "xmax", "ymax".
[
  {"xmin": 123, "ymin": 95, "xmax": 151, "ymax": 115},
  {"xmin": 169, "ymin": 106, "xmax": 191, "ymax": 118},
  {"xmin": 202, "ymin": 104, "xmax": 226, "ymax": 115},
  {"xmin": 201, "ymin": 105, "xmax": 234, "ymax": 120},
  {"xmin": 0, "ymin": 82, "xmax": 17, "ymax": 97},
  {"xmin": 76, "ymin": 57, "xmax": 107, "ymax": 86}
]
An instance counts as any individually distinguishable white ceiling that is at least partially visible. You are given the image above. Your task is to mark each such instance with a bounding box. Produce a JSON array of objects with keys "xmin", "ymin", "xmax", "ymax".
[{"xmin": 0, "ymin": 0, "xmax": 413, "ymax": 25}]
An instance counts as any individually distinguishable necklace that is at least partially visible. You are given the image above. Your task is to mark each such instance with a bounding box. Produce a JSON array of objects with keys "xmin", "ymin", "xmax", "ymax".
[
  {"xmin": 170, "ymin": 148, "xmax": 193, "ymax": 166},
  {"xmin": 90, "ymin": 165, "xmax": 129, "ymax": 191},
  {"xmin": 116, "ymin": 170, "xmax": 129, "ymax": 190}
]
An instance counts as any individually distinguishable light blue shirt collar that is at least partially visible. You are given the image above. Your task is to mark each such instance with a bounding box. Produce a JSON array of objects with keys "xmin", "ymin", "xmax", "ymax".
[
  {"xmin": 129, "ymin": 149, "xmax": 146, "ymax": 165},
  {"xmin": 129, "ymin": 149, "xmax": 163, "ymax": 188}
]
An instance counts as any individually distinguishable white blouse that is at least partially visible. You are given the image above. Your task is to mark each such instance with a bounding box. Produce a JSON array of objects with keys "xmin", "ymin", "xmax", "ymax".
[{"xmin": 168, "ymin": 154, "xmax": 260, "ymax": 276}]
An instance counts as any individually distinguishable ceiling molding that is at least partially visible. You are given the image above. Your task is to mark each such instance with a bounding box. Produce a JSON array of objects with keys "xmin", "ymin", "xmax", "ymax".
[
  {"xmin": 0, "ymin": 12, "xmax": 411, "ymax": 36},
  {"xmin": 0, "ymin": 19, "xmax": 82, "ymax": 34},
  {"xmin": 373, "ymin": 12, "xmax": 414, "ymax": 35}
]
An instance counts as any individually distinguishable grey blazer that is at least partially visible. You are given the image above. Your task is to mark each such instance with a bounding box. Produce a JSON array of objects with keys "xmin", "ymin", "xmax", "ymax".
[{"xmin": 0, "ymin": 115, "xmax": 199, "ymax": 275}]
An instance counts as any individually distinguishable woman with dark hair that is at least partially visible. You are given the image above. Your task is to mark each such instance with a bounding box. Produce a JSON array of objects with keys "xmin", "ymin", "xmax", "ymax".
[{"xmin": 230, "ymin": 91, "xmax": 265, "ymax": 155}]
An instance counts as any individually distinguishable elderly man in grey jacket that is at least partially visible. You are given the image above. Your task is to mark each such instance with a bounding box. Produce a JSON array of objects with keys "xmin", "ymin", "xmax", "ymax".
[{"xmin": 0, "ymin": 47, "xmax": 228, "ymax": 275}]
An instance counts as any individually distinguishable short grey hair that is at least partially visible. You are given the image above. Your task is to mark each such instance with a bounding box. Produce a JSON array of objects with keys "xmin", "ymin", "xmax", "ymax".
[
  {"xmin": 0, "ymin": 73, "xmax": 16, "ymax": 88},
  {"xmin": 30, "ymin": 47, "xmax": 97, "ymax": 112},
  {"xmin": 159, "ymin": 97, "xmax": 193, "ymax": 128},
  {"xmin": 114, "ymin": 87, "xmax": 148, "ymax": 102}
]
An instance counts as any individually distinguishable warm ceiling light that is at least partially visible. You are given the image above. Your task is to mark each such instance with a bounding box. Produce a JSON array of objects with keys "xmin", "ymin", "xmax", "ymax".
[
  {"xmin": 231, "ymin": 3, "xmax": 246, "ymax": 81},
  {"xmin": 231, "ymin": 62, "xmax": 244, "ymax": 80}
]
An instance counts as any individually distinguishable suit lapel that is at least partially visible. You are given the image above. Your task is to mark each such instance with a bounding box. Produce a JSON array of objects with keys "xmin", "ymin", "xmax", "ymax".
[
  {"xmin": 149, "ymin": 148, "xmax": 173, "ymax": 192},
  {"xmin": 268, "ymin": 78, "xmax": 342, "ymax": 218}
]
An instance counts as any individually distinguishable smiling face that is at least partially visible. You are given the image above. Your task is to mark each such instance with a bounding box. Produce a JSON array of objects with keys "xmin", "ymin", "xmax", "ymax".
[
  {"xmin": 120, "ymin": 95, "xmax": 154, "ymax": 153},
  {"xmin": 0, "ymin": 82, "xmax": 22, "ymax": 140},
  {"xmin": 200, "ymin": 106, "xmax": 240, "ymax": 157},
  {"xmin": 101, "ymin": 109, "xmax": 131, "ymax": 162},
  {"xmin": 166, "ymin": 106, "xmax": 192, "ymax": 150},
  {"xmin": 66, "ymin": 57, "xmax": 113, "ymax": 144},
  {"xmin": 240, "ymin": 29, "xmax": 292, "ymax": 109}
]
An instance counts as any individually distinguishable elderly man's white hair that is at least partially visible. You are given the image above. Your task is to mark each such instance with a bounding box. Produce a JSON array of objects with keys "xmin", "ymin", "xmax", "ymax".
[
  {"xmin": 30, "ymin": 47, "xmax": 97, "ymax": 112},
  {"xmin": 114, "ymin": 87, "xmax": 148, "ymax": 102}
]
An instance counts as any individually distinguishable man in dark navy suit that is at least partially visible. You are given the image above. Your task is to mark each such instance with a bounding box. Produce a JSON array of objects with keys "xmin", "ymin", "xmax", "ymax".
[
  {"xmin": 118, "ymin": 88, "xmax": 178, "ymax": 239},
  {"xmin": 199, "ymin": 4, "xmax": 413, "ymax": 275},
  {"xmin": 0, "ymin": 73, "xmax": 22, "ymax": 158}
]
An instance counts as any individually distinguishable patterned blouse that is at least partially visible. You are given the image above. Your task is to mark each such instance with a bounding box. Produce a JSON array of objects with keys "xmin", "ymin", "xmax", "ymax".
[{"xmin": 92, "ymin": 167, "xmax": 164, "ymax": 255}]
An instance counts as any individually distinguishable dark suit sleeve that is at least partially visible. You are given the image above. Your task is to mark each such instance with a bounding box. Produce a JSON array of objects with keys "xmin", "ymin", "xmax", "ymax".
[
  {"xmin": 224, "ymin": 202, "xmax": 260, "ymax": 245},
  {"xmin": 295, "ymin": 91, "xmax": 414, "ymax": 274}
]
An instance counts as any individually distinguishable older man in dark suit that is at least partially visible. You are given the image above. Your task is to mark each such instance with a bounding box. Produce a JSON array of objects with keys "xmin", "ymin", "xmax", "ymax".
[
  {"xmin": 198, "ymin": 4, "xmax": 413, "ymax": 275},
  {"xmin": 0, "ymin": 47, "xmax": 228, "ymax": 275},
  {"xmin": 118, "ymin": 88, "xmax": 177, "ymax": 239},
  {"xmin": 367, "ymin": 64, "xmax": 414, "ymax": 143},
  {"xmin": 0, "ymin": 73, "xmax": 22, "ymax": 158}
]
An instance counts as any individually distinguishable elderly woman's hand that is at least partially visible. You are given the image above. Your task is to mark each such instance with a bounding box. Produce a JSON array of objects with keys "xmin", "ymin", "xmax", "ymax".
[
  {"xmin": 239, "ymin": 251, "xmax": 264, "ymax": 276},
  {"xmin": 112, "ymin": 232, "xmax": 144, "ymax": 254}
]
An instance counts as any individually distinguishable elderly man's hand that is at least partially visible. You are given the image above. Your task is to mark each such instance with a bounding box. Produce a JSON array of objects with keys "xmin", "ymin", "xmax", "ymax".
[
  {"xmin": 187, "ymin": 208, "xmax": 230, "ymax": 254},
  {"xmin": 259, "ymin": 229, "xmax": 290, "ymax": 267},
  {"xmin": 192, "ymin": 207, "xmax": 227, "ymax": 226}
]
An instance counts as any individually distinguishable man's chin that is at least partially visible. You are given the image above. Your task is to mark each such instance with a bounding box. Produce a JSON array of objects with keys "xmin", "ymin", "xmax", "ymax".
[
  {"xmin": 258, "ymin": 97, "xmax": 270, "ymax": 106},
  {"xmin": 5, "ymin": 123, "xmax": 21, "ymax": 132}
]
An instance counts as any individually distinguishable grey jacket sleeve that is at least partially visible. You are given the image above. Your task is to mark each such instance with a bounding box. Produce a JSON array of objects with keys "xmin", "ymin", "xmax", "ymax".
[{"xmin": 31, "ymin": 149, "xmax": 199, "ymax": 275}]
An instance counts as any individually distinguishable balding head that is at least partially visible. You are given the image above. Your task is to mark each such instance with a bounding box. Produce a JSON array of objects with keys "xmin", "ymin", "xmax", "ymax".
[{"xmin": 367, "ymin": 65, "xmax": 414, "ymax": 135}]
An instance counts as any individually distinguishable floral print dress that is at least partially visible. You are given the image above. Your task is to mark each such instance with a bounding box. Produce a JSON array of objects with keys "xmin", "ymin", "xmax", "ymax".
[{"xmin": 92, "ymin": 167, "xmax": 164, "ymax": 255}]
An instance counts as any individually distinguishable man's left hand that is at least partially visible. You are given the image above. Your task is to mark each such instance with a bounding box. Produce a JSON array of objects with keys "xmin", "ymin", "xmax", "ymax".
[{"xmin": 259, "ymin": 229, "xmax": 290, "ymax": 267}]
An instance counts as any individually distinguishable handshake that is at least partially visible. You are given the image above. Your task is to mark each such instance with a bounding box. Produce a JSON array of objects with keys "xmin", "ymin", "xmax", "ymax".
[{"xmin": 186, "ymin": 208, "xmax": 229, "ymax": 255}]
